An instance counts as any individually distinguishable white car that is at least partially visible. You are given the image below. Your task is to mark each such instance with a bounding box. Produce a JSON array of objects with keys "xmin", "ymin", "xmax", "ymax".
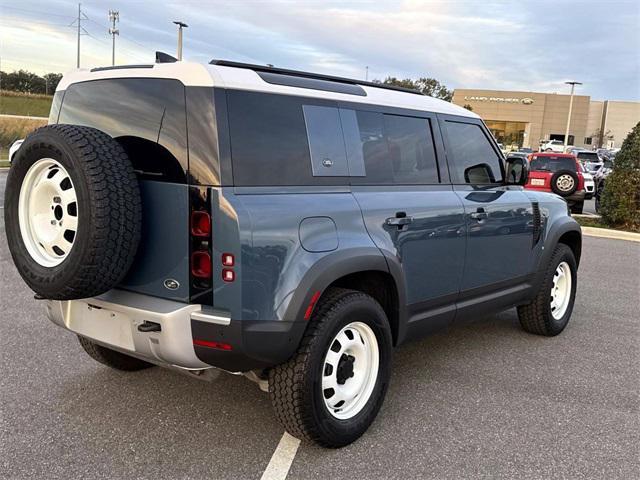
[
  {"xmin": 8, "ymin": 139, "xmax": 24, "ymax": 163},
  {"xmin": 581, "ymin": 164, "xmax": 595, "ymax": 200},
  {"xmin": 541, "ymin": 140, "xmax": 565, "ymax": 153}
]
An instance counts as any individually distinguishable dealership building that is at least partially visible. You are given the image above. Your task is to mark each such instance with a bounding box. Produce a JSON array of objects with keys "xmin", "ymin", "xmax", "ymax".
[{"xmin": 452, "ymin": 89, "xmax": 640, "ymax": 150}]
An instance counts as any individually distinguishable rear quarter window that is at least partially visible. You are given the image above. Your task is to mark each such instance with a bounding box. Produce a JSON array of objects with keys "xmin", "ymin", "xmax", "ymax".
[{"xmin": 57, "ymin": 78, "xmax": 188, "ymax": 183}]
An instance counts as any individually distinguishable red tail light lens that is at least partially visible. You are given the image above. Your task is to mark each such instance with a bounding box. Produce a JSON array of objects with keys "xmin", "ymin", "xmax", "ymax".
[
  {"xmin": 222, "ymin": 253, "xmax": 235, "ymax": 266},
  {"xmin": 222, "ymin": 268, "xmax": 235, "ymax": 282},
  {"xmin": 191, "ymin": 251, "xmax": 212, "ymax": 278},
  {"xmin": 191, "ymin": 211, "xmax": 211, "ymax": 237},
  {"xmin": 193, "ymin": 339, "xmax": 232, "ymax": 351}
]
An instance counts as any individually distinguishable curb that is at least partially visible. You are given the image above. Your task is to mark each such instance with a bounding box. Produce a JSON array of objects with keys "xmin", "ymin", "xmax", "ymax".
[{"xmin": 582, "ymin": 226, "xmax": 640, "ymax": 243}]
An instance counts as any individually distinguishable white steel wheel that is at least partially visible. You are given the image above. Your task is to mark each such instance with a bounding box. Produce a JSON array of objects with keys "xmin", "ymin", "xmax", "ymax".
[
  {"xmin": 550, "ymin": 261, "xmax": 572, "ymax": 320},
  {"xmin": 556, "ymin": 174, "xmax": 575, "ymax": 193},
  {"xmin": 18, "ymin": 158, "xmax": 78, "ymax": 267},
  {"xmin": 322, "ymin": 321, "xmax": 380, "ymax": 420}
]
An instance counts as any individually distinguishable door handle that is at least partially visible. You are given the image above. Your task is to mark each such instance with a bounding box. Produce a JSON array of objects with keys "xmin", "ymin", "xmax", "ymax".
[
  {"xmin": 470, "ymin": 208, "xmax": 488, "ymax": 220},
  {"xmin": 386, "ymin": 213, "xmax": 414, "ymax": 227}
]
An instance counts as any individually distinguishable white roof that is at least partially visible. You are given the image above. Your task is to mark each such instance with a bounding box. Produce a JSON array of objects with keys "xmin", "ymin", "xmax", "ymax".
[{"xmin": 57, "ymin": 61, "xmax": 478, "ymax": 119}]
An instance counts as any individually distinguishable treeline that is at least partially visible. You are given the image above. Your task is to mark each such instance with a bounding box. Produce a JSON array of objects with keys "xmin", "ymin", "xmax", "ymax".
[{"xmin": 0, "ymin": 70, "xmax": 63, "ymax": 96}]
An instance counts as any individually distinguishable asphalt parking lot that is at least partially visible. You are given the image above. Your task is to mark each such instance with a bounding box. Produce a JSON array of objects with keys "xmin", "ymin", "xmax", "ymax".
[{"xmin": 1, "ymin": 169, "xmax": 639, "ymax": 479}]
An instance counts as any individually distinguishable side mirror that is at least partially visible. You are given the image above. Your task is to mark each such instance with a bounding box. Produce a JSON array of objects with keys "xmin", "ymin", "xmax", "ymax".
[{"xmin": 505, "ymin": 157, "xmax": 529, "ymax": 185}]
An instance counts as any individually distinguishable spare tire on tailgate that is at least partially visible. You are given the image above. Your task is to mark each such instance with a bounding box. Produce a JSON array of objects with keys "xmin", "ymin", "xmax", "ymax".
[{"xmin": 4, "ymin": 125, "xmax": 141, "ymax": 300}]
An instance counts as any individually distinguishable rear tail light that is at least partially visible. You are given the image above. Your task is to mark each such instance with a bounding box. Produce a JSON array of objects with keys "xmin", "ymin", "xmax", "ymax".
[
  {"xmin": 189, "ymin": 187, "xmax": 213, "ymax": 304},
  {"xmin": 222, "ymin": 253, "xmax": 235, "ymax": 266},
  {"xmin": 191, "ymin": 252, "xmax": 212, "ymax": 278},
  {"xmin": 191, "ymin": 211, "xmax": 211, "ymax": 237},
  {"xmin": 222, "ymin": 268, "xmax": 235, "ymax": 282}
]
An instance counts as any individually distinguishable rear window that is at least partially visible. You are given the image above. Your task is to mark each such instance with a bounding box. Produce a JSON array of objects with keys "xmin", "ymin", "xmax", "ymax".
[
  {"xmin": 576, "ymin": 152, "xmax": 600, "ymax": 161},
  {"xmin": 530, "ymin": 155, "xmax": 576, "ymax": 172}
]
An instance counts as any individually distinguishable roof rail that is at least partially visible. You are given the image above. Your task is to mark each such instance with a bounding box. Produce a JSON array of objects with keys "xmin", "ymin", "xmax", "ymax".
[
  {"xmin": 209, "ymin": 59, "xmax": 424, "ymax": 96},
  {"xmin": 90, "ymin": 64, "xmax": 153, "ymax": 72}
]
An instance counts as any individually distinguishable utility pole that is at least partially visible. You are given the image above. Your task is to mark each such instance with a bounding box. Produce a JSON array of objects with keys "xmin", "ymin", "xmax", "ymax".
[
  {"xmin": 173, "ymin": 21, "xmax": 188, "ymax": 60},
  {"xmin": 365, "ymin": 66, "xmax": 369, "ymax": 81},
  {"xmin": 71, "ymin": 3, "xmax": 88, "ymax": 68},
  {"xmin": 109, "ymin": 10, "xmax": 119, "ymax": 66},
  {"xmin": 564, "ymin": 81, "xmax": 582, "ymax": 148}
]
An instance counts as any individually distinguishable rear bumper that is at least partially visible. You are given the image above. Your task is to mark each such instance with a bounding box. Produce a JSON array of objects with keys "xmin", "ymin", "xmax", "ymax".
[{"xmin": 45, "ymin": 290, "xmax": 304, "ymax": 372}]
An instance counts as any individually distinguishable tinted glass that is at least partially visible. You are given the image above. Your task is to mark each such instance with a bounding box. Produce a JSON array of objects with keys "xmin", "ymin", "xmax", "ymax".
[
  {"xmin": 303, "ymin": 105, "xmax": 349, "ymax": 176},
  {"xmin": 530, "ymin": 155, "xmax": 575, "ymax": 172},
  {"xmin": 352, "ymin": 111, "xmax": 439, "ymax": 185},
  {"xmin": 384, "ymin": 115, "xmax": 439, "ymax": 184},
  {"xmin": 228, "ymin": 91, "xmax": 341, "ymax": 186},
  {"xmin": 444, "ymin": 121, "xmax": 504, "ymax": 184},
  {"xmin": 576, "ymin": 152, "xmax": 599, "ymax": 161},
  {"xmin": 58, "ymin": 78, "xmax": 187, "ymax": 182}
]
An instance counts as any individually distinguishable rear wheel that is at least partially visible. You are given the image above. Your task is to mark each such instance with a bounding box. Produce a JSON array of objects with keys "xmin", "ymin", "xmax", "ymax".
[
  {"xmin": 518, "ymin": 244, "xmax": 577, "ymax": 336},
  {"xmin": 78, "ymin": 336, "xmax": 154, "ymax": 371},
  {"xmin": 269, "ymin": 288, "xmax": 393, "ymax": 447}
]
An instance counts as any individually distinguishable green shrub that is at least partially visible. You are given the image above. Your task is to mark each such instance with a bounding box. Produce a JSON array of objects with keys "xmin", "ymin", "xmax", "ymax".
[{"xmin": 600, "ymin": 122, "xmax": 640, "ymax": 230}]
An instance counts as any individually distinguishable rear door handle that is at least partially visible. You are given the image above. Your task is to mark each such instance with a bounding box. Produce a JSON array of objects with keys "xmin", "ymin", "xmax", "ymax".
[
  {"xmin": 470, "ymin": 208, "xmax": 488, "ymax": 220},
  {"xmin": 386, "ymin": 214, "xmax": 414, "ymax": 227}
]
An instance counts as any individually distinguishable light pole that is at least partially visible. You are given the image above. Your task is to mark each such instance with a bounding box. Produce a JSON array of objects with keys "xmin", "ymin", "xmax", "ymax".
[
  {"xmin": 109, "ymin": 10, "xmax": 119, "ymax": 66},
  {"xmin": 564, "ymin": 81, "xmax": 582, "ymax": 148},
  {"xmin": 173, "ymin": 21, "xmax": 188, "ymax": 60}
]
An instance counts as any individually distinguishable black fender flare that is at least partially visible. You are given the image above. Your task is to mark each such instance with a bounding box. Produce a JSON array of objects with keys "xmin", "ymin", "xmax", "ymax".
[
  {"xmin": 533, "ymin": 216, "xmax": 582, "ymax": 291},
  {"xmin": 283, "ymin": 246, "xmax": 407, "ymax": 339}
]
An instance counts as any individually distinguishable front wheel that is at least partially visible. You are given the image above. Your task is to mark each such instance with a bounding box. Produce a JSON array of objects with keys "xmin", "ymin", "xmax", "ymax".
[
  {"xmin": 518, "ymin": 244, "xmax": 577, "ymax": 336},
  {"xmin": 269, "ymin": 288, "xmax": 393, "ymax": 448}
]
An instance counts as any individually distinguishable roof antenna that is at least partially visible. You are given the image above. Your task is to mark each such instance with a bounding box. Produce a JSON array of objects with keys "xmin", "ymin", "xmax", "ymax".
[{"xmin": 156, "ymin": 51, "xmax": 178, "ymax": 63}]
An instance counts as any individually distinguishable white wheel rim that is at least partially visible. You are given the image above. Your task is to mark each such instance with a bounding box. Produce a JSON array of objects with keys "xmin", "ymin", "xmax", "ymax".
[
  {"xmin": 556, "ymin": 174, "xmax": 575, "ymax": 192},
  {"xmin": 322, "ymin": 321, "xmax": 379, "ymax": 420},
  {"xmin": 18, "ymin": 158, "xmax": 78, "ymax": 267},
  {"xmin": 550, "ymin": 261, "xmax": 572, "ymax": 320}
]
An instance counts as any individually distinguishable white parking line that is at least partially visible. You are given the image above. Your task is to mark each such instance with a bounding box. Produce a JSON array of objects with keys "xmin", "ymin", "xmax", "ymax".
[{"xmin": 260, "ymin": 432, "xmax": 301, "ymax": 480}]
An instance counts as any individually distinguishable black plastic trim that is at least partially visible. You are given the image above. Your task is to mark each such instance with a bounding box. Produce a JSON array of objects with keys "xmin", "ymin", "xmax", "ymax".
[
  {"xmin": 258, "ymin": 71, "xmax": 367, "ymax": 96},
  {"xmin": 90, "ymin": 64, "xmax": 154, "ymax": 72}
]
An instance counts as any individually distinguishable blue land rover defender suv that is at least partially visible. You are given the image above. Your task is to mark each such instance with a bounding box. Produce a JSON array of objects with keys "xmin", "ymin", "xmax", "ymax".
[{"xmin": 4, "ymin": 59, "xmax": 581, "ymax": 447}]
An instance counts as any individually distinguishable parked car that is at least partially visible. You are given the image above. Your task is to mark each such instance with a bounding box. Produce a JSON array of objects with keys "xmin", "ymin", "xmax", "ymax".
[
  {"xmin": 8, "ymin": 139, "xmax": 24, "ymax": 162},
  {"xmin": 541, "ymin": 140, "xmax": 565, "ymax": 152},
  {"xmin": 580, "ymin": 163, "xmax": 595, "ymax": 200},
  {"xmin": 3, "ymin": 59, "xmax": 582, "ymax": 448},
  {"xmin": 518, "ymin": 147, "xmax": 534, "ymax": 154},
  {"xmin": 525, "ymin": 152, "xmax": 586, "ymax": 213},
  {"xmin": 576, "ymin": 151, "xmax": 604, "ymax": 174},
  {"xmin": 506, "ymin": 151, "xmax": 529, "ymax": 161}
]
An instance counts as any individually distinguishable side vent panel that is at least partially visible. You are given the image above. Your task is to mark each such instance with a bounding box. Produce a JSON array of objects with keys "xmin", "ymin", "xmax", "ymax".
[{"xmin": 532, "ymin": 202, "xmax": 542, "ymax": 246}]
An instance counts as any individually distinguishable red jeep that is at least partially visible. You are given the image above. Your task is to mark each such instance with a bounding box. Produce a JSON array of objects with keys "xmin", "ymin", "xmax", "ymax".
[{"xmin": 525, "ymin": 153, "xmax": 585, "ymax": 214}]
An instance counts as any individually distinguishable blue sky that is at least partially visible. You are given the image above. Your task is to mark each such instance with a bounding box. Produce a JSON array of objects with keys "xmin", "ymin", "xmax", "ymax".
[{"xmin": 1, "ymin": 0, "xmax": 639, "ymax": 100}]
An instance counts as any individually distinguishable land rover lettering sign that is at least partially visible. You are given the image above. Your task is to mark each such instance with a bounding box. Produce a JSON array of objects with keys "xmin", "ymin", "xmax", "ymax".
[{"xmin": 464, "ymin": 96, "xmax": 535, "ymax": 105}]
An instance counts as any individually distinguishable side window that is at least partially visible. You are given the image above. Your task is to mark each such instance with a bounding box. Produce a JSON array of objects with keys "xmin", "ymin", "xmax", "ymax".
[
  {"xmin": 302, "ymin": 105, "xmax": 349, "ymax": 176},
  {"xmin": 351, "ymin": 111, "xmax": 440, "ymax": 185},
  {"xmin": 57, "ymin": 78, "xmax": 187, "ymax": 183},
  {"xmin": 228, "ymin": 91, "xmax": 351, "ymax": 186},
  {"xmin": 383, "ymin": 114, "xmax": 439, "ymax": 184},
  {"xmin": 443, "ymin": 121, "xmax": 504, "ymax": 184}
]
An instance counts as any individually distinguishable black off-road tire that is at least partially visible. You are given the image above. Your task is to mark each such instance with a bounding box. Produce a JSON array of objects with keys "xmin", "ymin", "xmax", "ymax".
[
  {"xmin": 4, "ymin": 125, "xmax": 141, "ymax": 300},
  {"xmin": 78, "ymin": 336, "xmax": 154, "ymax": 371},
  {"xmin": 550, "ymin": 169, "xmax": 579, "ymax": 197},
  {"xmin": 269, "ymin": 288, "xmax": 393, "ymax": 448},
  {"xmin": 518, "ymin": 244, "xmax": 577, "ymax": 336}
]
